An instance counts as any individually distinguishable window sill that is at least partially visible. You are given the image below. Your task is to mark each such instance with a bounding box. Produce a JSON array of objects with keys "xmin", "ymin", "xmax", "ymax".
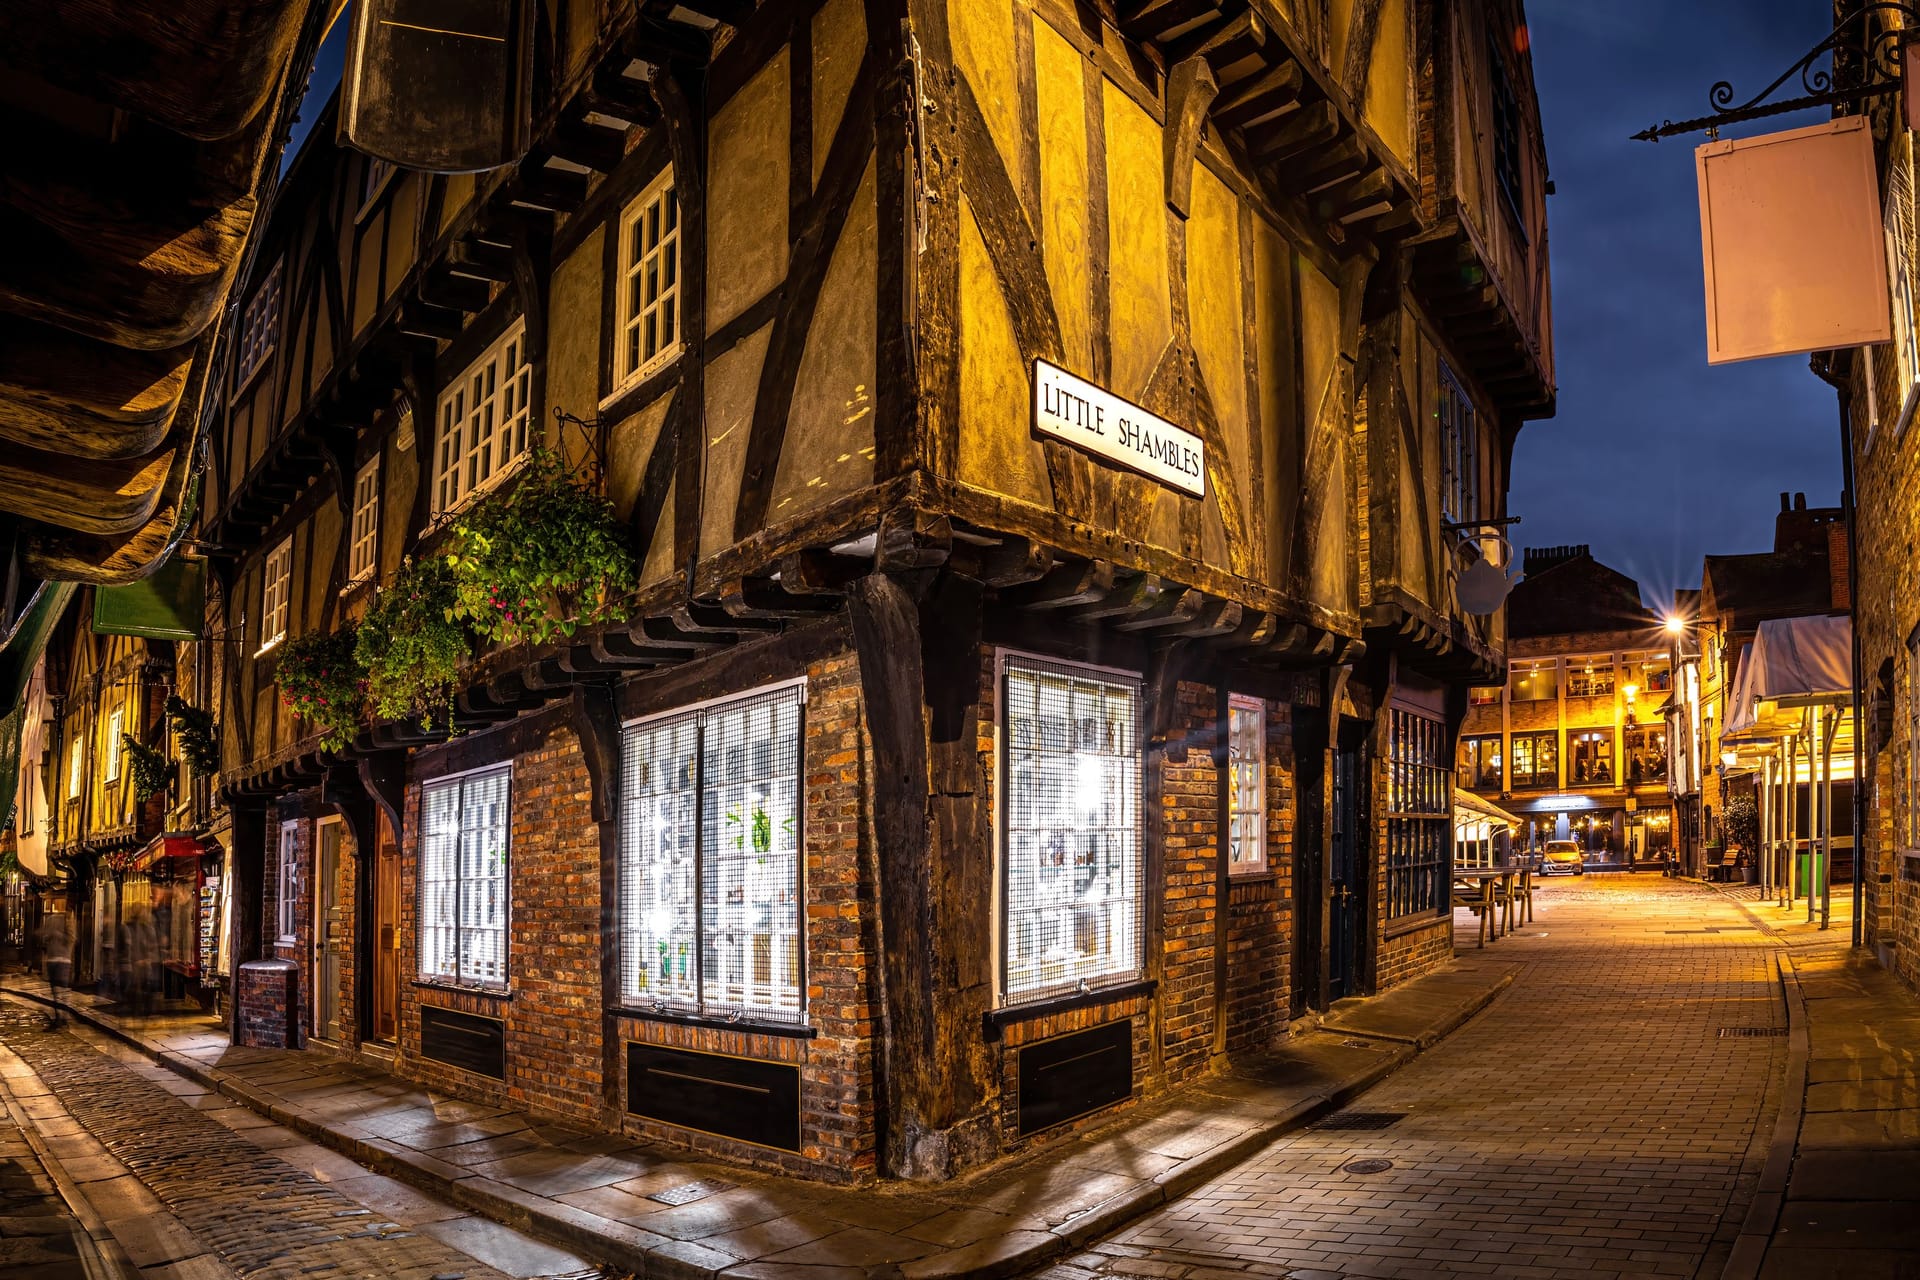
[
  {"xmin": 602, "ymin": 345, "xmax": 684, "ymax": 412},
  {"xmin": 613, "ymin": 1004, "xmax": 816, "ymax": 1039},
  {"xmin": 253, "ymin": 637, "xmax": 285, "ymax": 660},
  {"xmin": 412, "ymin": 980, "xmax": 512, "ymax": 999},
  {"xmin": 1386, "ymin": 911, "xmax": 1449, "ymax": 940},
  {"xmin": 1229, "ymin": 869, "xmax": 1278, "ymax": 885},
  {"xmin": 429, "ymin": 453, "xmax": 532, "ymax": 527},
  {"xmin": 983, "ymin": 977, "xmax": 1156, "ymax": 1042},
  {"xmin": 338, "ymin": 574, "xmax": 374, "ymax": 599},
  {"xmin": 230, "ymin": 353, "xmax": 274, "ymax": 403}
]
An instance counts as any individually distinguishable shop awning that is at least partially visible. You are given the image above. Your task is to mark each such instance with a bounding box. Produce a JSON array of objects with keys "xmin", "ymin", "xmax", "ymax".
[
  {"xmin": 1454, "ymin": 788, "xmax": 1520, "ymax": 828},
  {"xmin": 132, "ymin": 833, "xmax": 209, "ymax": 875},
  {"xmin": 1722, "ymin": 613, "xmax": 1854, "ymax": 746}
]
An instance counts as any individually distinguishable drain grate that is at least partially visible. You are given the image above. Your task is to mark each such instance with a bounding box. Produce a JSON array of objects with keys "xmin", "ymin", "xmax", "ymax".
[
  {"xmin": 1310, "ymin": 1111, "xmax": 1406, "ymax": 1131},
  {"xmin": 647, "ymin": 1179, "xmax": 735, "ymax": 1206},
  {"xmin": 1341, "ymin": 1158, "xmax": 1394, "ymax": 1174},
  {"xmin": 1718, "ymin": 1026, "xmax": 1789, "ymax": 1038}
]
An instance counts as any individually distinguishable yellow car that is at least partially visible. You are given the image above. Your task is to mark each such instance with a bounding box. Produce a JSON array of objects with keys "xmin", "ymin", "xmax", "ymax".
[{"xmin": 1540, "ymin": 840, "xmax": 1585, "ymax": 876}]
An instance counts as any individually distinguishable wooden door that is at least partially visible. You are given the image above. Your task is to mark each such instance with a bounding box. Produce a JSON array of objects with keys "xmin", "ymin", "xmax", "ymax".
[
  {"xmin": 371, "ymin": 814, "xmax": 400, "ymax": 1043},
  {"xmin": 316, "ymin": 819, "xmax": 345, "ymax": 1041}
]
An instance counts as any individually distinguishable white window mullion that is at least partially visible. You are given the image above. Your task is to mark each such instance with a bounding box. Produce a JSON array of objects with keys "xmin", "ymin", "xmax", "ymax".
[
  {"xmin": 348, "ymin": 456, "xmax": 380, "ymax": 584},
  {"xmin": 419, "ymin": 767, "xmax": 511, "ymax": 989},
  {"xmin": 612, "ymin": 171, "xmax": 683, "ymax": 393},
  {"xmin": 1227, "ymin": 695, "xmax": 1266, "ymax": 875},
  {"xmin": 433, "ymin": 322, "xmax": 532, "ymax": 516},
  {"xmin": 258, "ymin": 537, "xmax": 292, "ymax": 655}
]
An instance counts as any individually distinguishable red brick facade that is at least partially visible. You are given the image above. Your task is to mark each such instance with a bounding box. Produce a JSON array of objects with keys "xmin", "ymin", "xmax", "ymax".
[{"xmin": 248, "ymin": 629, "xmax": 1458, "ymax": 1183}]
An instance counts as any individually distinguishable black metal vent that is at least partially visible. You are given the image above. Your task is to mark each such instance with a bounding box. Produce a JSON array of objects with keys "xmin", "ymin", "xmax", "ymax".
[
  {"xmin": 1016, "ymin": 1021, "xmax": 1133, "ymax": 1135},
  {"xmin": 1311, "ymin": 1111, "xmax": 1407, "ymax": 1131},
  {"xmin": 419, "ymin": 1006, "xmax": 507, "ymax": 1080},
  {"xmin": 626, "ymin": 1042, "xmax": 801, "ymax": 1152},
  {"xmin": 1719, "ymin": 1026, "xmax": 1789, "ymax": 1038}
]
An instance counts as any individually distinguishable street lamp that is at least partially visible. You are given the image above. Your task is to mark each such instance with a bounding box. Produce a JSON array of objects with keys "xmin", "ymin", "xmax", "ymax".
[{"xmin": 1663, "ymin": 614, "xmax": 1685, "ymax": 637}]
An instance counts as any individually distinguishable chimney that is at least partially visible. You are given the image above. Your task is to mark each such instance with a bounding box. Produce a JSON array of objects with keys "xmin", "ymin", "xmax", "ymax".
[
  {"xmin": 1794, "ymin": 492, "xmax": 1807, "ymax": 511},
  {"xmin": 1522, "ymin": 544, "xmax": 1589, "ymax": 577},
  {"xmin": 1829, "ymin": 520, "xmax": 1851, "ymax": 611},
  {"xmin": 1781, "ymin": 492, "xmax": 1790, "ymax": 512}
]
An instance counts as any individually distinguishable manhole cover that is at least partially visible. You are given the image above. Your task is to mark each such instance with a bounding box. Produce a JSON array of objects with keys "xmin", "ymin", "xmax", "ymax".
[
  {"xmin": 1342, "ymin": 1158, "xmax": 1394, "ymax": 1174},
  {"xmin": 647, "ymin": 1179, "xmax": 735, "ymax": 1206},
  {"xmin": 1311, "ymin": 1111, "xmax": 1406, "ymax": 1131},
  {"xmin": 1719, "ymin": 1026, "xmax": 1788, "ymax": 1038}
]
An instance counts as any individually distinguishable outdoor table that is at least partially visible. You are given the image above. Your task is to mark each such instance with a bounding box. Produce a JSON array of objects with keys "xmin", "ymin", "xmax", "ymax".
[{"xmin": 1453, "ymin": 868, "xmax": 1517, "ymax": 944}]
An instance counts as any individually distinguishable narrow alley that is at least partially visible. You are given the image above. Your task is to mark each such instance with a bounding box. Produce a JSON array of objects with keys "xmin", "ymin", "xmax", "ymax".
[{"xmin": 1046, "ymin": 877, "xmax": 1802, "ymax": 1279}]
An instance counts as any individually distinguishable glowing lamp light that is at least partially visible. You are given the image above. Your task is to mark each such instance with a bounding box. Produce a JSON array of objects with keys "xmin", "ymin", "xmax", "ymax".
[
  {"xmin": 1622, "ymin": 683, "xmax": 1639, "ymax": 702},
  {"xmin": 1663, "ymin": 614, "xmax": 1685, "ymax": 636}
]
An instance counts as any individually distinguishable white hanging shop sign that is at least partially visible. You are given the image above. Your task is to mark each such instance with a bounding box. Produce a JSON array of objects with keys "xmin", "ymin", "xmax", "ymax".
[{"xmin": 1031, "ymin": 359, "xmax": 1206, "ymax": 498}]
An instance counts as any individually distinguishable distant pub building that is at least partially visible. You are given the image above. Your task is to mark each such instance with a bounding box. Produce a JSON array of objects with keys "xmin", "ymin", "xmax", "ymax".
[
  {"xmin": 198, "ymin": 0, "xmax": 1553, "ymax": 1182},
  {"xmin": 1457, "ymin": 546, "xmax": 1673, "ymax": 869}
]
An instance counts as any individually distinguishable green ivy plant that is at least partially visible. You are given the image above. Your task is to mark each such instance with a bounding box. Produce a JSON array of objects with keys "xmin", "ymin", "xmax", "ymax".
[
  {"xmin": 444, "ymin": 447, "xmax": 638, "ymax": 647},
  {"xmin": 166, "ymin": 696, "xmax": 220, "ymax": 776},
  {"xmin": 275, "ymin": 626, "xmax": 367, "ymax": 750},
  {"xmin": 122, "ymin": 734, "xmax": 173, "ymax": 803},
  {"xmin": 356, "ymin": 555, "xmax": 466, "ymax": 729}
]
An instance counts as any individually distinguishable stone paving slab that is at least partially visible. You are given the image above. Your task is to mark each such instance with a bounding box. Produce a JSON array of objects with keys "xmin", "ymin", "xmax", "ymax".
[{"xmin": 2, "ymin": 956, "xmax": 1512, "ymax": 1280}]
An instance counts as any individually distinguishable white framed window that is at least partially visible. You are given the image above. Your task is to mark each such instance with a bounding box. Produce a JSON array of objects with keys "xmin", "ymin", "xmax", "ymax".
[
  {"xmin": 434, "ymin": 321, "xmax": 533, "ymax": 515},
  {"xmin": 998, "ymin": 652, "xmax": 1143, "ymax": 1006},
  {"xmin": 619, "ymin": 681, "xmax": 805, "ymax": 1024},
  {"xmin": 1227, "ymin": 695, "xmax": 1266, "ymax": 875},
  {"xmin": 1439, "ymin": 363, "xmax": 1477, "ymax": 525},
  {"xmin": 419, "ymin": 766, "xmax": 511, "ymax": 988},
  {"xmin": 361, "ymin": 158, "xmax": 396, "ymax": 210},
  {"xmin": 235, "ymin": 259, "xmax": 282, "ymax": 389},
  {"xmin": 258, "ymin": 536, "xmax": 292, "ymax": 655},
  {"xmin": 612, "ymin": 170, "xmax": 682, "ymax": 392},
  {"xmin": 67, "ymin": 736, "xmax": 82, "ymax": 800},
  {"xmin": 277, "ymin": 821, "xmax": 300, "ymax": 944},
  {"xmin": 104, "ymin": 708, "xmax": 124, "ymax": 784},
  {"xmin": 347, "ymin": 456, "xmax": 380, "ymax": 584},
  {"xmin": 1885, "ymin": 153, "xmax": 1920, "ymax": 437}
]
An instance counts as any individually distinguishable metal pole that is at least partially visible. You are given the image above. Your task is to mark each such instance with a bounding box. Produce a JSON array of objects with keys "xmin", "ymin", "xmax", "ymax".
[
  {"xmin": 1759, "ymin": 752, "xmax": 1773, "ymax": 901},
  {"xmin": 1808, "ymin": 710, "xmax": 1820, "ymax": 924},
  {"xmin": 1822, "ymin": 705, "xmax": 1839, "ymax": 931}
]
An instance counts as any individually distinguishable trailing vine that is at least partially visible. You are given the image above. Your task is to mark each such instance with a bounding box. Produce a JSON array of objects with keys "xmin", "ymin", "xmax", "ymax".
[
  {"xmin": 166, "ymin": 696, "xmax": 221, "ymax": 776},
  {"xmin": 444, "ymin": 447, "xmax": 638, "ymax": 647},
  {"xmin": 122, "ymin": 734, "xmax": 172, "ymax": 803},
  {"xmin": 357, "ymin": 556, "xmax": 466, "ymax": 729},
  {"xmin": 276, "ymin": 626, "xmax": 367, "ymax": 750}
]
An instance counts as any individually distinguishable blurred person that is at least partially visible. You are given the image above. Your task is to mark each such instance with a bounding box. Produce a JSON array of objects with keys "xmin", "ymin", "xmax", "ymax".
[{"xmin": 35, "ymin": 910, "xmax": 72, "ymax": 1028}]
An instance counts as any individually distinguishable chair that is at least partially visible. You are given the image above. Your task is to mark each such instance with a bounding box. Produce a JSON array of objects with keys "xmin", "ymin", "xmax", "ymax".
[{"xmin": 1452, "ymin": 878, "xmax": 1493, "ymax": 948}]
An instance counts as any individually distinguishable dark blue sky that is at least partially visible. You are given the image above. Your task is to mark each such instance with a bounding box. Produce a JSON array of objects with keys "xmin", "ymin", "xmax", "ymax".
[{"xmin": 1520, "ymin": 1, "xmax": 1844, "ymax": 602}]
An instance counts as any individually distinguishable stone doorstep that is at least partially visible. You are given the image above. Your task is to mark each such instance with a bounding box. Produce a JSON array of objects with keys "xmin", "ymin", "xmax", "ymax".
[{"xmin": 0, "ymin": 969, "xmax": 1513, "ymax": 1280}]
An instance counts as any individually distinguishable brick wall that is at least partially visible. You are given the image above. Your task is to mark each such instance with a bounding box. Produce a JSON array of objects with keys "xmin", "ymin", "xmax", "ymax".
[
  {"xmin": 617, "ymin": 645, "xmax": 878, "ymax": 1181},
  {"xmin": 1224, "ymin": 700, "xmax": 1294, "ymax": 1053},
  {"xmin": 1160, "ymin": 680, "xmax": 1221, "ymax": 1086},
  {"xmin": 1377, "ymin": 918, "xmax": 1451, "ymax": 992},
  {"xmin": 235, "ymin": 959, "xmax": 297, "ymax": 1047},
  {"xmin": 397, "ymin": 717, "xmax": 604, "ymax": 1125}
]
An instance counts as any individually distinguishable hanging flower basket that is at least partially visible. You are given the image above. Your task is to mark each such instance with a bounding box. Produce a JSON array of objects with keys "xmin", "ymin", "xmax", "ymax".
[
  {"xmin": 444, "ymin": 446, "xmax": 638, "ymax": 647},
  {"xmin": 357, "ymin": 555, "xmax": 467, "ymax": 730},
  {"xmin": 276, "ymin": 625, "xmax": 367, "ymax": 751},
  {"xmin": 165, "ymin": 696, "xmax": 220, "ymax": 776}
]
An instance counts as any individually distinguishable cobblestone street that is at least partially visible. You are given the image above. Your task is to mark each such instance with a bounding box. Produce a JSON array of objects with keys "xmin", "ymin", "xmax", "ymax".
[
  {"xmin": 0, "ymin": 1000, "xmax": 615, "ymax": 1280},
  {"xmin": 1049, "ymin": 876, "xmax": 1790, "ymax": 1279}
]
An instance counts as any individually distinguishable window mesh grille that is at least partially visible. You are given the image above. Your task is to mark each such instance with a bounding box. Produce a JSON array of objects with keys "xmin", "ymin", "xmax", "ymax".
[
  {"xmin": 1386, "ymin": 708, "xmax": 1448, "ymax": 920},
  {"xmin": 419, "ymin": 768, "xmax": 510, "ymax": 988},
  {"xmin": 619, "ymin": 684, "xmax": 804, "ymax": 1024},
  {"xmin": 1000, "ymin": 655, "xmax": 1142, "ymax": 1005},
  {"xmin": 1228, "ymin": 698, "xmax": 1265, "ymax": 874},
  {"xmin": 277, "ymin": 822, "xmax": 299, "ymax": 942}
]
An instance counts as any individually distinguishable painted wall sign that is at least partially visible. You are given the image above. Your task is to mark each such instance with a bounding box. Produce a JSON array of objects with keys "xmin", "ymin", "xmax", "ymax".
[{"xmin": 1031, "ymin": 360, "xmax": 1206, "ymax": 498}]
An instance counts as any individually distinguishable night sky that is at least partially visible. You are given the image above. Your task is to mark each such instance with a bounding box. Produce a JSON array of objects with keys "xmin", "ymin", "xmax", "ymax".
[{"xmin": 1521, "ymin": 1, "xmax": 1846, "ymax": 606}]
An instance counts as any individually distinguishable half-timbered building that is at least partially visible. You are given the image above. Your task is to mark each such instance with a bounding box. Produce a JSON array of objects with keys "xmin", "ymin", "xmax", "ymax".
[{"xmin": 201, "ymin": 0, "xmax": 1552, "ymax": 1182}]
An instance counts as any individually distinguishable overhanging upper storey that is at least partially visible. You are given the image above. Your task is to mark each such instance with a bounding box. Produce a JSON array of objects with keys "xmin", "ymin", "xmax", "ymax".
[{"xmin": 1408, "ymin": 0, "xmax": 1553, "ymax": 421}]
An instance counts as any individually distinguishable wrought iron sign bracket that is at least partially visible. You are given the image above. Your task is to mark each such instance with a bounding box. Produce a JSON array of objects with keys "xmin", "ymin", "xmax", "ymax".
[
  {"xmin": 1439, "ymin": 516, "xmax": 1522, "ymax": 534},
  {"xmin": 1633, "ymin": 2, "xmax": 1920, "ymax": 142},
  {"xmin": 552, "ymin": 406, "xmax": 610, "ymax": 489}
]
